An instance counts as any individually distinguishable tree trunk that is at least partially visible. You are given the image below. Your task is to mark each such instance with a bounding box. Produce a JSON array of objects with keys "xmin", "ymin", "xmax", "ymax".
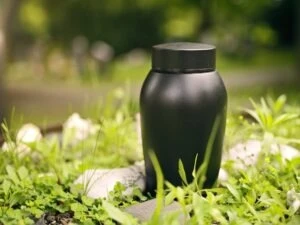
[{"xmin": 0, "ymin": 0, "xmax": 21, "ymax": 122}]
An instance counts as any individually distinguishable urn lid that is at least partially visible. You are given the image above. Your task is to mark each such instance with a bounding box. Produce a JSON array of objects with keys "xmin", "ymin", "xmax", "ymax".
[{"xmin": 152, "ymin": 42, "xmax": 216, "ymax": 73}]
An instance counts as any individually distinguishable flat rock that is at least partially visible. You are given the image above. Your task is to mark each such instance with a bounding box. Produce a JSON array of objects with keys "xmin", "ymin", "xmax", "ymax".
[
  {"xmin": 74, "ymin": 162, "xmax": 145, "ymax": 198},
  {"xmin": 125, "ymin": 199, "xmax": 188, "ymax": 224}
]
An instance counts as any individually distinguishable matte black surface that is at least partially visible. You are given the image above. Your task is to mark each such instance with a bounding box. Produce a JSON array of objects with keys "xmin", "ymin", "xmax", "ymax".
[
  {"xmin": 152, "ymin": 42, "xmax": 216, "ymax": 73},
  {"xmin": 140, "ymin": 42, "xmax": 227, "ymax": 194}
]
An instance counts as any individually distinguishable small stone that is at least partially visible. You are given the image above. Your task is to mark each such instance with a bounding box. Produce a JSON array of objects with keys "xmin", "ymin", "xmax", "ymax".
[
  {"xmin": 122, "ymin": 48, "xmax": 148, "ymax": 66},
  {"xmin": 90, "ymin": 41, "xmax": 114, "ymax": 63},
  {"xmin": 16, "ymin": 123, "xmax": 42, "ymax": 144},
  {"xmin": 274, "ymin": 144, "xmax": 299, "ymax": 160},
  {"xmin": 287, "ymin": 188, "xmax": 300, "ymax": 213},
  {"xmin": 2, "ymin": 123, "xmax": 42, "ymax": 158},
  {"xmin": 46, "ymin": 214, "xmax": 56, "ymax": 222},
  {"xmin": 217, "ymin": 168, "xmax": 228, "ymax": 183},
  {"xmin": 1, "ymin": 142, "xmax": 31, "ymax": 158},
  {"xmin": 35, "ymin": 212, "xmax": 73, "ymax": 225},
  {"xmin": 74, "ymin": 162, "xmax": 145, "ymax": 199},
  {"xmin": 223, "ymin": 140, "xmax": 300, "ymax": 170},
  {"xmin": 63, "ymin": 113, "xmax": 100, "ymax": 145},
  {"xmin": 35, "ymin": 214, "xmax": 46, "ymax": 225}
]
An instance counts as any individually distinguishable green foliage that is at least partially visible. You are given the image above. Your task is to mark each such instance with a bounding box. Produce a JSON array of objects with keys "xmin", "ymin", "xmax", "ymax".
[
  {"xmin": 19, "ymin": 0, "xmax": 48, "ymax": 36},
  {"xmin": 242, "ymin": 95, "xmax": 300, "ymax": 146},
  {"xmin": 40, "ymin": 0, "xmax": 166, "ymax": 54},
  {"xmin": 0, "ymin": 96, "xmax": 142, "ymax": 224},
  {"xmin": 148, "ymin": 151, "xmax": 165, "ymax": 225},
  {"xmin": 0, "ymin": 95, "xmax": 299, "ymax": 224},
  {"xmin": 163, "ymin": 6, "xmax": 200, "ymax": 40},
  {"xmin": 244, "ymin": 95, "xmax": 297, "ymax": 131},
  {"xmin": 102, "ymin": 201, "xmax": 138, "ymax": 225},
  {"xmin": 14, "ymin": 0, "xmax": 296, "ymax": 57}
]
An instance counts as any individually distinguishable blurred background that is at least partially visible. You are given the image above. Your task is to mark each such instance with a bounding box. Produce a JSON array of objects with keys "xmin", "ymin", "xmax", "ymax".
[{"xmin": 0, "ymin": 0, "xmax": 299, "ymax": 127}]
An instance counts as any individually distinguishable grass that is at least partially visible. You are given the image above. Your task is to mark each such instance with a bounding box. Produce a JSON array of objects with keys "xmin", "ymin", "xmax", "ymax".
[
  {"xmin": 216, "ymin": 49, "xmax": 296, "ymax": 73},
  {"xmin": 5, "ymin": 48, "xmax": 296, "ymax": 84},
  {"xmin": 103, "ymin": 48, "xmax": 297, "ymax": 82},
  {"xmin": 0, "ymin": 93, "xmax": 300, "ymax": 224},
  {"xmin": 5, "ymin": 80, "xmax": 299, "ymax": 132}
]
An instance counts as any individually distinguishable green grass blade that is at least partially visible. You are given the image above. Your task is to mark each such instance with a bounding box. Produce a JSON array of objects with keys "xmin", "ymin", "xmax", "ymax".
[
  {"xmin": 102, "ymin": 201, "xmax": 138, "ymax": 225},
  {"xmin": 192, "ymin": 114, "xmax": 222, "ymax": 190},
  {"xmin": 178, "ymin": 159, "xmax": 188, "ymax": 186},
  {"xmin": 149, "ymin": 151, "xmax": 165, "ymax": 224}
]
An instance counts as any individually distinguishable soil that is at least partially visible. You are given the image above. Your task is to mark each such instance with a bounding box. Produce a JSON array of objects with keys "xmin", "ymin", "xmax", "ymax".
[{"xmin": 35, "ymin": 212, "xmax": 73, "ymax": 225}]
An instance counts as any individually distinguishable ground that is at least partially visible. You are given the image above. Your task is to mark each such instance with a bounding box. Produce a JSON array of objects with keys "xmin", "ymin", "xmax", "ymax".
[{"xmin": 3, "ymin": 67, "xmax": 297, "ymax": 126}]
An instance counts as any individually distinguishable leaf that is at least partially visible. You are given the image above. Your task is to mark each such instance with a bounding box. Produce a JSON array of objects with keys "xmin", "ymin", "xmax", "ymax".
[
  {"xmin": 195, "ymin": 115, "xmax": 222, "ymax": 189},
  {"xmin": 10, "ymin": 191, "xmax": 27, "ymax": 207},
  {"xmin": 28, "ymin": 207, "xmax": 44, "ymax": 217},
  {"xmin": 192, "ymin": 154, "xmax": 198, "ymax": 179},
  {"xmin": 273, "ymin": 95, "xmax": 286, "ymax": 114},
  {"xmin": 192, "ymin": 193, "xmax": 209, "ymax": 225},
  {"xmin": 226, "ymin": 183, "xmax": 241, "ymax": 201},
  {"xmin": 70, "ymin": 203, "xmax": 88, "ymax": 212},
  {"xmin": 81, "ymin": 195, "xmax": 94, "ymax": 206},
  {"xmin": 102, "ymin": 201, "xmax": 138, "ymax": 225},
  {"xmin": 273, "ymin": 114, "xmax": 299, "ymax": 126},
  {"xmin": 6, "ymin": 165, "xmax": 20, "ymax": 184},
  {"xmin": 287, "ymin": 215, "xmax": 300, "ymax": 225},
  {"xmin": 17, "ymin": 166, "xmax": 29, "ymax": 180},
  {"xmin": 261, "ymin": 97, "xmax": 272, "ymax": 116},
  {"xmin": 178, "ymin": 159, "xmax": 188, "ymax": 186},
  {"xmin": 165, "ymin": 187, "xmax": 177, "ymax": 205},
  {"xmin": 264, "ymin": 110, "xmax": 273, "ymax": 130},
  {"xmin": 242, "ymin": 197, "xmax": 260, "ymax": 220},
  {"xmin": 175, "ymin": 187, "xmax": 185, "ymax": 206},
  {"xmin": 243, "ymin": 108, "xmax": 264, "ymax": 127},
  {"xmin": 210, "ymin": 208, "xmax": 228, "ymax": 224},
  {"xmin": 2, "ymin": 179, "xmax": 11, "ymax": 196},
  {"xmin": 148, "ymin": 151, "xmax": 164, "ymax": 224},
  {"xmin": 80, "ymin": 219, "xmax": 94, "ymax": 225}
]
